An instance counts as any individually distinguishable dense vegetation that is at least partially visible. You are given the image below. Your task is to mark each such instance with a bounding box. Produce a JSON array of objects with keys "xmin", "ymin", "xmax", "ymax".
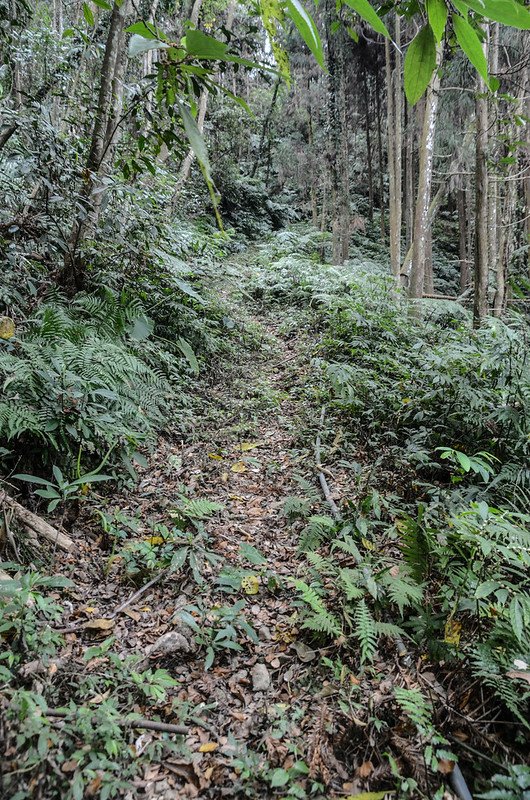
[{"xmin": 1, "ymin": 1, "xmax": 530, "ymax": 799}]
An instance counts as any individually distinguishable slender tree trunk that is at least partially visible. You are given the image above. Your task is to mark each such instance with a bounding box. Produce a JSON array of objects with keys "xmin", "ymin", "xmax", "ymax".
[
  {"xmin": 404, "ymin": 100, "xmax": 414, "ymax": 250},
  {"xmin": 457, "ymin": 185, "xmax": 470, "ymax": 292},
  {"xmin": 488, "ymin": 24, "xmax": 500, "ymax": 311},
  {"xmin": 363, "ymin": 69, "xmax": 374, "ymax": 223},
  {"xmin": 375, "ymin": 67, "xmax": 385, "ymax": 242},
  {"xmin": 385, "ymin": 17, "xmax": 403, "ymax": 279},
  {"xmin": 61, "ymin": 0, "xmax": 131, "ymax": 294},
  {"xmin": 408, "ymin": 48, "xmax": 442, "ymax": 302},
  {"xmin": 474, "ymin": 27, "xmax": 490, "ymax": 327},
  {"xmin": 251, "ymin": 77, "xmax": 281, "ymax": 178}
]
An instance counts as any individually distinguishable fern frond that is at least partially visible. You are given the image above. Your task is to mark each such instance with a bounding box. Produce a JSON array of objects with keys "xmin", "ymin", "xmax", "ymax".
[{"xmin": 353, "ymin": 599, "xmax": 377, "ymax": 664}]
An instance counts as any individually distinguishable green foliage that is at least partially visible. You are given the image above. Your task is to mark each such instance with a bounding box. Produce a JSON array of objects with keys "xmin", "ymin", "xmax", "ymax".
[{"xmin": 178, "ymin": 599, "xmax": 259, "ymax": 670}]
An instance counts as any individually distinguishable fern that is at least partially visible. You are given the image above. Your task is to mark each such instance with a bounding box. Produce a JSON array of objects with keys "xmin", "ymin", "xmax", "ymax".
[
  {"xmin": 173, "ymin": 498, "xmax": 223, "ymax": 520},
  {"xmin": 292, "ymin": 578, "xmax": 342, "ymax": 637},
  {"xmin": 353, "ymin": 600, "xmax": 377, "ymax": 663},
  {"xmin": 282, "ymin": 496, "xmax": 311, "ymax": 520},
  {"xmin": 298, "ymin": 515, "xmax": 336, "ymax": 552},
  {"xmin": 478, "ymin": 765, "xmax": 530, "ymax": 800}
]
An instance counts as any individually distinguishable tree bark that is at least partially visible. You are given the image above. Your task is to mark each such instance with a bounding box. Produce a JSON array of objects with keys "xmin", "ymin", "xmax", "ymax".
[
  {"xmin": 473, "ymin": 27, "xmax": 490, "ymax": 327},
  {"xmin": 457, "ymin": 185, "xmax": 470, "ymax": 292},
  {"xmin": 385, "ymin": 16, "xmax": 403, "ymax": 279},
  {"xmin": 375, "ymin": 67, "xmax": 385, "ymax": 242},
  {"xmin": 408, "ymin": 47, "xmax": 442, "ymax": 302},
  {"xmin": 61, "ymin": 0, "xmax": 131, "ymax": 294}
]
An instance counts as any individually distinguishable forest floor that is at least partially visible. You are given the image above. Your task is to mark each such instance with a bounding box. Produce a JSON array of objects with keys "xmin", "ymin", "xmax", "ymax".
[
  {"xmin": 36, "ymin": 257, "xmax": 400, "ymax": 800},
  {"xmin": 8, "ymin": 251, "xmax": 504, "ymax": 800}
]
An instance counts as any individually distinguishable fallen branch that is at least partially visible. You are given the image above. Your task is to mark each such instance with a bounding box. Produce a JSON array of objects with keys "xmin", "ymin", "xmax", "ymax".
[
  {"xmin": 0, "ymin": 491, "xmax": 74, "ymax": 552},
  {"xmin": 45, "ymin": 709, "xmax": 188, "ymax": 735},
  {"xmin": 315, "ymin": 408, "xmax": 342, "ymax": 522},
  {"xmin": 112, "ymin": 568, "xmax": 169, "ymax": 616}
]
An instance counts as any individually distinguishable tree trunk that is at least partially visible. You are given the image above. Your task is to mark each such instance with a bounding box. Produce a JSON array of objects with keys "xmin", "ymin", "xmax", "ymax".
[
  {"xmin": 404, "ymin": 100, "xmax": 415, "ymax": 250},
  {"xmin": 363, "ymin": 69, "xmax": 374, "ymax": 223},
  {"xmin": 375, "ymin": 67, "xmax": 385, "ymax": 242},
  {"xmin": 457, "ymin": 185, "xmax": 470, "ymax": 292},
  {"xmin": 408, "ymin": 47, "xmax": 442, "ymax": 302},
  {"xmin": 61, "ymin": 0, "xmax": 131, "ymax": 294},
  {"xmin": 385, "ymin": 16, "xmax": 403, "ymax": 279},
  {"xmin": 474, "ymin": 27, "xmax": 490, "ymax": 327}
]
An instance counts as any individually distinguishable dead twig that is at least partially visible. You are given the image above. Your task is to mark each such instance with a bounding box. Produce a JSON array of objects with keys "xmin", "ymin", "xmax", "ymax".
[
  {"xmin": 315, "ymin": 407, "xmax": 342, "ymax": 521},
  {"xmin": 45, "ymin": 708, "xmax": 187, "ymax": 735}
]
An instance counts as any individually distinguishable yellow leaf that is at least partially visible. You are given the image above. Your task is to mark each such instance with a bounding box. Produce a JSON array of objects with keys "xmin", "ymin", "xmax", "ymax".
[
  {"xmin": 0, "ymin": 317, "xmax": 15, "ymax": 340},
  {"xmin": 239, "ymin": 441, "xmax": 264, "ymax": 452},
  {"xmin": 241, "ymin": 575, "xmax": 260, "ymax": 595},
  {"xmin": 402, "ymin": 397, "xmax": 412, "ymax": 404},
  {"xmin": 444, "ymin": 618, "xmax": 462, "ymax": 646},
  {"xmin": 346, "ymin": 793, "xmax": 390, "ymax": 800},
  {"xmin": 84, "ymin": 606, "xmax": 97, "ymax": 614},
  {"xmin": 199, "ymin": 742, "xmax": 219, "ymax": 753},
  {"xmin": 361, "ymin": 537, "xmax": 374, "ymax": 551},
  {"xmin": 228, "ymin": 494, "xmax": 246, "ymax": 501},
  {"xmin": 208, "ymin": 453, "xmax": 223, "ymax": 460},
  {"xmin": 147, "ymin": 536, "xmax": 165, "ymax": 545},
  {"xmin": 231, "ymin": 461, "xmax": 247, "ymax": 473}
]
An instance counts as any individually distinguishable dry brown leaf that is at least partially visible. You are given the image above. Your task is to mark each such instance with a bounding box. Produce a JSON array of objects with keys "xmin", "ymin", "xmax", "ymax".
[
  {"xmin": 356, "ymin": 761, "xmax": 374, "ymax": 778},
  {"xmin": 84, "ymin": 618, "xmax": 115, "ymax": 632},
  {"xmin": 506, "ymin": 670, "xmax": 530, "ymax": 685},
  {"xmin": 198, "ymin": 742, "xmax": 219, "ymax": 753}
]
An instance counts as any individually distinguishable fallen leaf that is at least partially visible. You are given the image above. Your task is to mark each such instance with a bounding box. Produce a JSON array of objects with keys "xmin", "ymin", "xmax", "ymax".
[
  {"xmin": 208, "ymin": 453, "xmax": 223, "ymax": 460},
  {"xmin": 241, "ymin": 575, "xmax": 260, "ymax": 595},
  {"xmin": 346, "ymin": 793, "xmax": 390, "ymax": 800},
  {"xmin": 356, "ymin": 761, "xmax": 374, "ymax": 778},
  {"xmin": 199, "ymin": 742, "xmax": 219, "ymax": 753},
  {"xmin": 61, "ymin": 760, "xmax": 78, "ymax": 773},
  {"xmin": 506, "ymin": 670, "xmax": 530, "ymax": 685},
  {"xmin": 89, "ymin": 690, "xmax": 110, "ymax": 704},
  {"xmin": 444, "ymin": 618, "xmax": 461, "ymax": 646},
  {"xmin": 292, "ymin": 641, "xmax": 316, "ymax": 662},
  {"xmin": 84, "ymin": 618, "xmax": 115, "ymax": 632},
  {"xmin": 239, "ymin": 441, "xmax": 264, "ymax": 451},
  {"xmin": 0, "ymin": 317, "xmax": 15, "ymax": 340},
  {"xmin": 437, "ymin": 759, "xmax": 455, "ymax": 775},
  {"xmin": 231, "ymin": 461, "xmax": 247, "ymax": 473},
  {"xmin": 147, "ymin": 536, "xmax": 165, "ymax": 545},
  {"xmin": 122, "ymin": 608, "xmax": 141, "ymax": 622}
]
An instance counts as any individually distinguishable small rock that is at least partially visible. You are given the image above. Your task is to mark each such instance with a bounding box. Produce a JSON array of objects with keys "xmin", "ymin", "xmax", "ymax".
[
  {"xmin": 251, "ymin": 663, "xmax": 271, "ymax": 691},
  {"xmin": 145, "ymin": 629, "xmax": 192, "ymax": 657}
]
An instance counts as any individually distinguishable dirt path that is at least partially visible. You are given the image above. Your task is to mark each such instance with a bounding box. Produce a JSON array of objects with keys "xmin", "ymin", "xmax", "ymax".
[{"xmin": 53, "ymin": 288, "xmax": 350, "ymax": 798}]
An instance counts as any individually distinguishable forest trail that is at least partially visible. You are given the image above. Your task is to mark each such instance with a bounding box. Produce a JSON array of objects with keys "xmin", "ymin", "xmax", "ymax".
[{"xmin": 54, "ymin": 265, "xmax": 357, "ymax": 798}]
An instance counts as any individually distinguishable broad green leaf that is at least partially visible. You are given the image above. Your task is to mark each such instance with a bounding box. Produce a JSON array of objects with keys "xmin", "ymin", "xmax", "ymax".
[
  {"xmin": 404, "ymin": 25, "xmax": 437, "ymax": 105},
  {"xmin": 13, "ymin": 473, "xmax": 53, "ymax": 486},
  {"xmin": 92, "ymin": 0, "xmax": 111, "ymax": 8},
  {"xmin": 176, "ymin": 337, "xmax": 200, "ymax": 374},
  {"xmin": 452, "ymin": 14, "xmax": 489, "ymax": 86},
  {"xmin": 184, "ymin": 28, "xmax": 228, "ymax": 59},
  {"xmin": 462, "ymin": 0, "xmax": 530, "ymax": 29},
  {"xmin": 82, "ymin": 2, "xmax": 95, "ymax": 26},
  {"xmin": 270, "ymin": 768, "xmax": 290, "ymax": 787},
  {"xmin": 128, "ymin": 315, "xmax": 154, "ymax": 341},
  {"xmin": 284, "ymin": 0, "xmax": 325, "ymax": 69},
  {"xmin": 128, "ymin": 34, "xmax": 170, "ymax": 57},
  {"xmin": 427, "ymin": 0, "xmax": 448, "ymax": 42},
  {"xmin": 239, "ymin": 542, "xmax": 267, "ymax": 565},
  {"xmin": 341, "ymin": 0, "xmax": 390, "ymax": 38},
  {"xmin": 510, "ymin": 596, "xmax": 524, "ymax": 641},
  {"xmin": 126, "ymin": 21, "xmax": 166, "ymax": 40},
  {"xmin": 178, "ymin": 104, "xmax": 222, "ymax": 228},
  {"xmin": 455, "ymin": 450, "xmax": 471, "ymax": 472}
]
